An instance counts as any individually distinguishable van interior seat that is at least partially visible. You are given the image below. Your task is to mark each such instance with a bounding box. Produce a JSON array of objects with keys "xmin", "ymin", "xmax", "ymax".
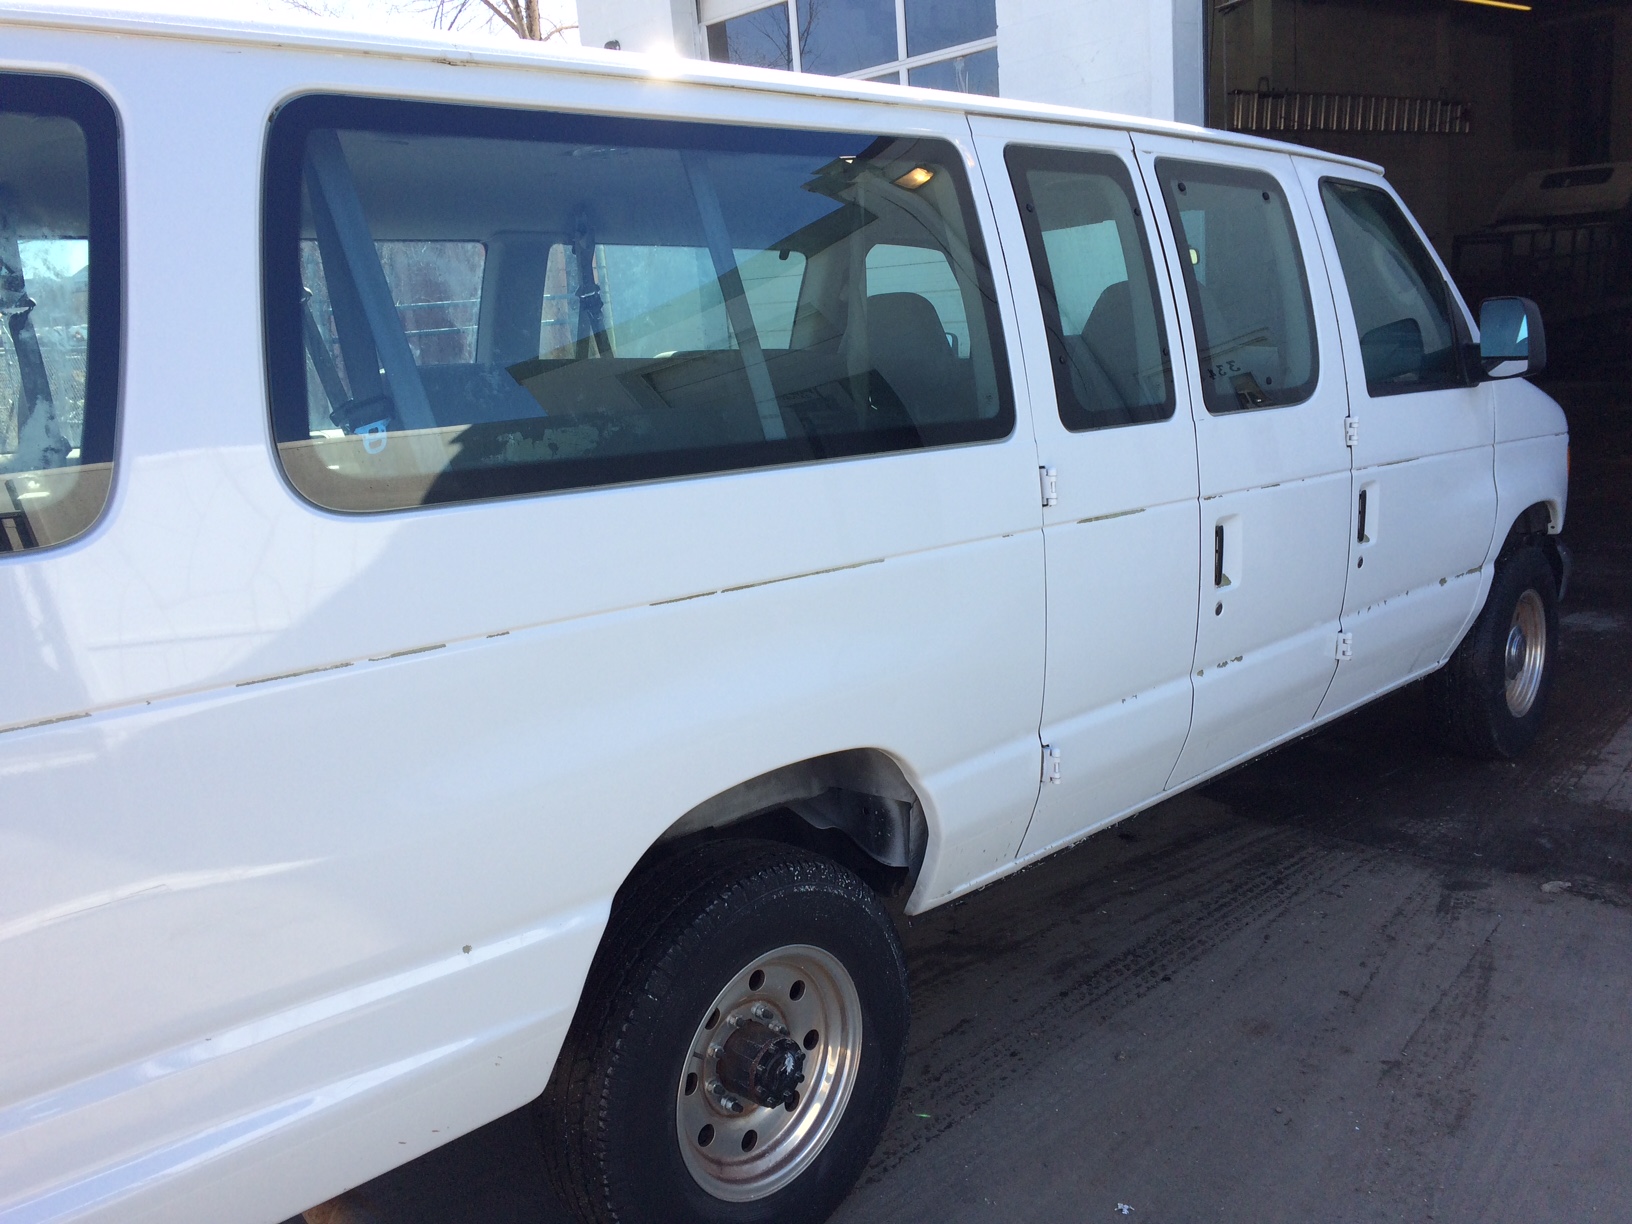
[
  {"xmin": 862, "ymin": 291, "xmax": 973, "ymax": 427},
  {"xmin": 1081, "ymin": 280, "xmax": 1142, "ymax": 408},
  {"xmin": 1060, "ymin": 279, "xmax": 1143, "ymax": 425}
]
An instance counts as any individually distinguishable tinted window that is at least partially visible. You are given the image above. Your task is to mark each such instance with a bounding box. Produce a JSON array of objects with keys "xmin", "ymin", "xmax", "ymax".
[
  {"xmin": 1155, "ymin": 160, "xmax": 1318, "ymax": 414},
  {"xmin": 0, "ymin": 74, "xmax": 119, "ymax": 554},
  {"xmin": 264, "ymin": 98, "xmax": 1013, "ymax": 513},
  {"xmin": 1320, "ymin": 180, "xmax": 1464, "ymax": 396},
  {"xmin": 1006, "ymin": 146, "xmax": 1174, "ymax": 431}
]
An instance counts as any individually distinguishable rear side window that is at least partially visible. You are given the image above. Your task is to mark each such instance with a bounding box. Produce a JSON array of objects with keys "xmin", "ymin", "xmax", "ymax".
[
  {"xmin": 1319, "ymin": 180, "xmax": 1464, "ymax": 396},
  {"xmin": 0, "ymin": 74, "xmax": 120, "ymax": 554},
  {"xmin": 1005, "ymin": 146, "xmax": 1174, "ymax": 431},
  {"xmin": 263, "ymin": 97, "xmax": 1013, "ymax": 513},
  {"xmin": 1155, "ymin": 160, "xmax": 1318, "ymax": 414}
]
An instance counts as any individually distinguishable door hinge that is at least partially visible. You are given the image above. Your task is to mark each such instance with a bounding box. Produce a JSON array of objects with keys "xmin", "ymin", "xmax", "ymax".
[
  {"xmin": 1335, "ymin": 632, "xmax": 1354, "ymax": 661},
  {"xmin": 1344, "ymin": 418, "xmax": 1359, "ymax": 447},
  {"xmin": 1043, "ymin": 744, "xmax": 1062, "ymax": 784},
  {"xmin": 1040, "ymin": 466, "xmax": 1058, "ymax": 507}
]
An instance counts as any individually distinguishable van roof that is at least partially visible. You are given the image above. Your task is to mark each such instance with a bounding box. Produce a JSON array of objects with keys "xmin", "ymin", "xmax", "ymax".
[{"xmin": 1, "ymin": 2, "xmax": 1383, "ymax": 176}]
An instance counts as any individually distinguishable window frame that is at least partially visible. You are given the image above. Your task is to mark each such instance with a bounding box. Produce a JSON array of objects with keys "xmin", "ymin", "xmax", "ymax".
[
  {"xmin": 261, "ymin": 93, "xmax": 1016, "ymax": 514},
  {"xmin": 1004, "ymin": 143, "xmax": 1177, "ymax": 433},
  {"xmin": 0, "ymin": 71, "xmax": 123, "ymax": 555},
  {"xmin": 1154, "ymin": 158, "xmax": 1321, "ymax": 417},
  {"xmin": 1317, "ymin": 176, "xmax": 1475, "ymax": 399}
]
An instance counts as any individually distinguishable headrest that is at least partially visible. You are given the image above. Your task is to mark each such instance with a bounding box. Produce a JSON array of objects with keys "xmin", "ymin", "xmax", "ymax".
[{"xmin": 866, "ymin": 292, "xmax": 948, "ymax": 353}]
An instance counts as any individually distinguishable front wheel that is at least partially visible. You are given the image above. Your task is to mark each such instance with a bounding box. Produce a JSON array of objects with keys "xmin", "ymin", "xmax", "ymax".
[
  {"xmin": 1427, "ymin": 545, "xmax": 1560, "ymax": 759},
  {"xmin": 538, "ymin": 840, "xmax": 909, "ymax": 1224}
]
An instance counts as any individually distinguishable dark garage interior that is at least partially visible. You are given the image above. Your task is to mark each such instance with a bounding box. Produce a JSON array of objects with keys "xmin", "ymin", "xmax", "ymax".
[{"xmin": 1207, "ymin": 0, "xmax": 1632, "ymax": 380}]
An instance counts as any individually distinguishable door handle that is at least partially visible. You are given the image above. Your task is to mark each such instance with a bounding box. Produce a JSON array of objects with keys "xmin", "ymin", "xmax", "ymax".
[
  {"xmin": 1356, "ymin": 481, "xmax": 1377, "ymax": 549},
  {"xmin": 1213, "ymin": 516, "xmax": 1238, "ymax": 588}
]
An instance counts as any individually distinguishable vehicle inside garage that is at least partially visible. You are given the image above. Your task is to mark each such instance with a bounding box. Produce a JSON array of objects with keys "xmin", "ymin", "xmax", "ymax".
[{"xmin": 1207, "ymin": 0, "xmax": 1631, "ymax": 384}]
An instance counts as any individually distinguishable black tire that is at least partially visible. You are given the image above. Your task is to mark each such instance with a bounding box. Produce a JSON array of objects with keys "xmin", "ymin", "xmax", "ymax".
[
  {"xmin": 1427, "ymin": 545, "xmax": 1559, "ymax": 759},
  {"xmin": 538, "ymin": 840, "xmax": 909, "ymax": 1224}
]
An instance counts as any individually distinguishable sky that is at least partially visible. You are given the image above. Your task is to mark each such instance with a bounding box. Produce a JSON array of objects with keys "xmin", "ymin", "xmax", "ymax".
[{"xmin": 87, "ymin": 0, "xmax": 581, "ymax": 45}]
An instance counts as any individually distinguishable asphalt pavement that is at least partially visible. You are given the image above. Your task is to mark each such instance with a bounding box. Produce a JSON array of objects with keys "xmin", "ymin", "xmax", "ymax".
[{"xmin": 295, "ymin": 379, "xmax": 1631, "ymax": 1224}]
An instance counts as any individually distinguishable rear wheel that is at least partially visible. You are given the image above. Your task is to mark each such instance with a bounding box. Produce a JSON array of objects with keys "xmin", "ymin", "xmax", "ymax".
[
  {"xmin": 1427, "ymin": 545, "xmax": 1559, "ymax": 759},
  {"xmin": 539, "ymin": 840, "xmax": 909, "ymax": 1224}
]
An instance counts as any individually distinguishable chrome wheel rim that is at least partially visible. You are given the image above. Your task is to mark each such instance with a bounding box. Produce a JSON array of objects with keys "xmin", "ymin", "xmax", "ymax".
[
  {"xmin": 1504, "ymin": 589, "xmax": 1547, "ymax": 718},
  {"xmin": 676, "ymin": 944, "xmax": 862, "ymax": 1202}
]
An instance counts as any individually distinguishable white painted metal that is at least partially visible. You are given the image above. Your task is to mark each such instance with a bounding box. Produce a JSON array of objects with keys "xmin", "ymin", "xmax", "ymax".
[
  {"xmin": 968, "ymin": 115, "xmax": 1202, "ymax": 863},
  {"xmin": 1133, "ymin": 134, "xmax": 1354, "ymax": 789},
  {"xmin": 0, "ymin": 20, "xmax": 1048, "ymax": 1224},
  {"xmin": 1292, "ymin": 162, "xmax": 1500, "ymax": 718},
  {"xmin": 0, "ymin": 10, "xmax": 1570, "ymax": 1224}
]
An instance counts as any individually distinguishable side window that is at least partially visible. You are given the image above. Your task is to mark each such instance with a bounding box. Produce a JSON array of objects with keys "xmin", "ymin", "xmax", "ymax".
[
  {"xmin": 1005, "ymin": 146, "xmax": 1175, "ymax": 430},
  {"xmin": 0, "ymin": 74, "xmax": 119, "ymax": 554},
  {"xmin": 1319, "ymin": 180, "xmax": 1464, "ymax": 396},
  {"xmin": 265, "ymin": 98, "xmax": 1013, "ymax": 513},
  {"xmin": 1155, "ymin": 160, "xmax": 1318, "ymax": 414}
]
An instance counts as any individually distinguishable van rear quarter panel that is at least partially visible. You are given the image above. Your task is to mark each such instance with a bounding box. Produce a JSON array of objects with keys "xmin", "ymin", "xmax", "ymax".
[{"xmin": 0, "ymin": 26, "xmax": 1045, "ymax": 1223}]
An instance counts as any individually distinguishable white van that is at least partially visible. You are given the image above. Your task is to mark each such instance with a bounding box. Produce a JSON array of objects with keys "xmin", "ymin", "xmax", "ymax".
[{"xmin": 0, "ymin": 9, "xmax": 1568, "ymax": 1224}]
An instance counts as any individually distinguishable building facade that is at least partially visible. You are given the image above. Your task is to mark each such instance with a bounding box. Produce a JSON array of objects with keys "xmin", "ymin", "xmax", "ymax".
[{"xmin": 578, "ymin": 0, "xmax": 1207, "ymax": 125}]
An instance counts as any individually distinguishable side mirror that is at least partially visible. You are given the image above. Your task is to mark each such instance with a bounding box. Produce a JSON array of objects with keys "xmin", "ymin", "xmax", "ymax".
[{"xmin": 1479, "ymin": 296, "xmax": 1547, "ymax": 379}]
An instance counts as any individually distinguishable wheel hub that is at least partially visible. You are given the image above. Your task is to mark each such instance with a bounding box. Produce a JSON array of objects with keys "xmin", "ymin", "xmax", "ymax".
[
  {"xmin": 1504, "ymin": 588, "xmax": 1547, "ymax": 718},
  {"xmin": 676, "ymin": 944, "xmax": 862, "ymax": 1202},
  {"xmin": 717, "ymin": 1018, "xmax": 806, "ymax": 1109}
]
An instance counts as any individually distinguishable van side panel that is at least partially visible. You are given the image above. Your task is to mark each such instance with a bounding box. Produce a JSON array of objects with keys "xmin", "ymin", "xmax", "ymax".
[{"xmin": 0, "ymin": 29, "xmax": 1046, "ymax": 1224}]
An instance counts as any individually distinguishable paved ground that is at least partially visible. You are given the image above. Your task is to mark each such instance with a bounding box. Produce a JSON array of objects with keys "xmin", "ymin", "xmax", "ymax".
[{"xmin": 297, "ymin": 379, "xmax": 1632, "ymax": 1224}]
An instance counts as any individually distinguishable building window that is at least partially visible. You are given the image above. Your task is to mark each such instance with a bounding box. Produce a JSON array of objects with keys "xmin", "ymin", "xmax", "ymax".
[
  {"xmin": 704, "ymin": 4, "xmax": 792, "ymax": 72},
  {"xmin": 702, "ymin": 0, "xmax": 998, "ymax": 95}
]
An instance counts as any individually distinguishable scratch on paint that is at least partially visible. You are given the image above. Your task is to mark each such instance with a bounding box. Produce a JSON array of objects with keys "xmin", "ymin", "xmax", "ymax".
[
  {"xmin": 0, "ymin": 710, "xmax": 90, "ymax": 736},
  {"xmin": 237, "ymin": 661, "xmax": 354, "ymax": 687},
  {"xmin": 369, "ymin": 643, "xmax": 446, "ymax": 662},
  {"xmin": 1076, "ymin": 507, "xmax": 1146, "ymax": 525}
]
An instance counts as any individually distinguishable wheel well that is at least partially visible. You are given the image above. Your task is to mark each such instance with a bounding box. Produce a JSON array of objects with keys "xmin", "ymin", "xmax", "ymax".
[
  {"xmin": 1499, "ymin": 501, "xmax": 1565, "ymax": 591},
  {"xmin": 642, "ymin": 750, "xmax": 929, "ymax": 899}
]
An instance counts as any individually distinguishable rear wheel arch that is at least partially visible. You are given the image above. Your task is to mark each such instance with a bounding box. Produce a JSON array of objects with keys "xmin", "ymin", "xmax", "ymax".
[{"xmin": 648, "ymin": 750, "xmax": 930, "ymax": 898}]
